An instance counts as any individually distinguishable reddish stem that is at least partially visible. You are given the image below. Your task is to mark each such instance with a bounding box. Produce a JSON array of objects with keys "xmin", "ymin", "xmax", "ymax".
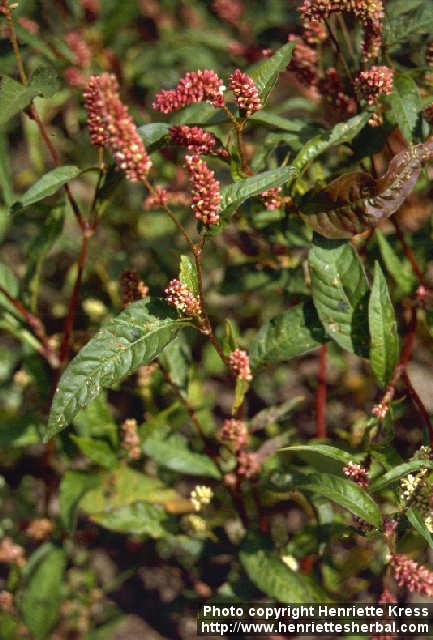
[
  {"xmin": 59, "ymin": 231, "xmax": 90, "ymax": 365},
  {"xmin": 316, "ymin": 344, "xmax": 327, "ymax": 438}
]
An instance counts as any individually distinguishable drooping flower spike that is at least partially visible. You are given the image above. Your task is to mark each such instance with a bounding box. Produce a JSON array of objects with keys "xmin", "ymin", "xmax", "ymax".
[
  {"xmin": 153, "ymin": 70, "xmax": 225, "ymax": 114},
  {"xmin": 229, "ymin": 68, "xmax": 262, "ymax": 117},
  {"xmin": 185, "ymin": 155, "xmax": 221, "ymax": 225},
  {"xmin": 84, "ymin": 73, "xmax": 152, "ymax": 182}
]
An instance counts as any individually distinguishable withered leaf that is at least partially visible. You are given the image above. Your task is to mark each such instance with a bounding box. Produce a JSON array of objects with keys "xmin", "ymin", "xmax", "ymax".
[{"xmin": 300, "ymin": 139, "xmax": 433, "ymax": 239}]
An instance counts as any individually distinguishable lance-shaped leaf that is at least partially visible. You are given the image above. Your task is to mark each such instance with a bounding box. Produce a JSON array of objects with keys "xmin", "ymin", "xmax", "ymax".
[
  {"xmin": 250, "ymin": 300, "xmax": 327, "ymax": 369},
  {"xmin": 247, "ymin": 41, "xmax": 295, "ymax": 103},
  {"xmin": 293, "ymin": 112, "xmax": 370, "ymax": 174},
  {"xmin": 47, "ymin": 298, "xmax": 190, "ymax": 439},
  {"xmin": 179, "ymin": 254, "xmax": 199, "ymax": 296},
  {"xmin": 296, "ymin": 472, "xmax": 381, "ymax": 527},
  {"xmin": 239, "ymin": 533, "xmax": 328, "ymax": 603},
  {"xmin": 387, "ymin": 75, "xmax": 421, "ymax": 143},
  {"xmin": 369, "ymin": 262, "xmax": 399, "ymax": 387},
  {"xmin": 300, "ymin": 143, "xmax": 428, "ymax": 239},
  {"xmin": 219, "ymin": 166, "xmax": 297, "ymax": 220},
  {"xmin": 12, "ymin": 166, "xmax": 81, "ymax": 213},
  {"xmin": 308, "ymin": 237, "xmax": 369, "ymax": 355},
  {"xmin": 138, "ymin": 123, "xmax": 170, "ymax": 150}
]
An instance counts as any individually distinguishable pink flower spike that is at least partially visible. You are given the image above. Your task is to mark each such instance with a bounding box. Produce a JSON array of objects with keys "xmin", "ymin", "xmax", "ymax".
[
  {"xmin": 228, "ymin": 348, "xmax": 252, "ymax": 381},
  {"xmin": 153, "ymin": 70, "xmax": 225, "ymax": 114},
  {"xmin": 390, "ymin": 554, "xmax": 433, "ymax": 597},
  {"xmin": 229, "ymin": 68, "xmax": 261, "ymax": 117},
  {"xmin": 185, "ymin": 155, "xmax": 221, "ymax": 225},
  {"xmin": 164, "ymin": 279, "xmax": 202, "ymax": 317}
]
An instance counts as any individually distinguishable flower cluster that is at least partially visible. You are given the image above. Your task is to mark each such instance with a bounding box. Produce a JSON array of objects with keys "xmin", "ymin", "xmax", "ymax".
[
  {"xmin": 287, "ymin": 35, "xmax": 319, "ymax": 87},
  {"xmin": 400, "ymin": 468, "xmax": 433, "ymax": 532},
  {"xmin": 355, "ymin": 66, "xmax": 394, "ymax": 105},
  {"xmin": 219, "ymin": 418, "xmax": 249, "ymax": 450},
  {"xmin": 319, "ymin": 68, "xmax": 357, "ymax": 117},
  {"xmin": 121, "ymin": 418, "xmax": 141, "ymax": 459},
  {"xmin": 65, "ymin": 31, "xmax": 92, "ymax": 68},
  {"xmin": 120, "ymin": 268, "xmax": 149, "ymax": 307},
  {"xmin": 153, "ymin": 70, "xmax": 225, "ymax": 114},
  {"xmin": 0, "ymin": 537, "xmax": 25, "ymax": 566},
  {"xmin": 169, "ymin": 125, "xmax": 228, "ymax": 157},
  {"xmin": 237, "ymin": 450, "xmax": 260, "ymax": 478},
  {"xmin": 228, "ymin": 348, "xmax": 252, "ymax": 381},
  {"xmin": 143, "ymin": 185, "xmax": 169, "ymax": 210},
  {"xmin": 190, "ymin": 485, "xmax": 213, "ymax": 512},
  {"xmin": 164, "ymin": 279, "xmax": 202, "ymax": 317},
  {"xmin": 185, "ymin": 154, "xmax": 221, "ymax": 225},
  {"xmin": 26, "ymin": 518, "xmax": 53, "ymax": 541},
  {"xmin": 389, "ymin": 554, "xmax": 433, "ymax": 597},
  {"xmin": 261, "ymin": 187, "xmax": 283, "ymax": 210},
  {"xmin": 84, "ymin": 74, "xmax": 152, "ymax": 181},
  {"xmin": 229, "ymin": 69, "xmax": 262, "ymax": 117},
  {"xmin": 343, "ymin": 461, "xmax": 369, "ymax": 488},
  {"xmin": 212, "ymin": 0, "xmax": 244, "ymax": 25}
]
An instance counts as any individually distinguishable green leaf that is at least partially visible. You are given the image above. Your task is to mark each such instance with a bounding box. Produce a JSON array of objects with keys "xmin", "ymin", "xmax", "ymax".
[
  {"xmin": 0, "ymin": 262, "xmax": 19, "ymax": 318},
  {"xmin": 369, "ymin": 262, "xmax": 399, "ymax": 387},
  {"xmin": 387, "ymin": 75, "xmax": 421, "ymax": 143},
  {"xmin": 20, "ymin": 547, "xmax": 66, "ymax": 640},
  {"xmin": 240, "ymin": 533, "xmax": 327, "ymax": 603},
  {"xmin": 79, "ymin": 466, "xmax": 187, "ymax": 515},
  {"xmin": 29, "ymin": 66, "xmax": 60, "ymax": 98},
  {"xmin": 220, "ymin": 166, "xmax": 297, "ymax": 220},
  {"xmin": 47, "ymin": 298, "xmax": 190, "ymax": 439},
  {"xmin": 296, "ymin": 472, "xmax": 381, "ymax": 527},
  {"xmin": 375, "ymin": 230, "xmax": 416, "ymax": 295},
  {"xmin": 179, "ymin": 255, "xmax": 199, "ymax": 296},
  {"xmin": 250, "ymin": 301, "xmax": 327, "ymax": 369},
  {"xmin": 138, "ymin": 122, "xmax": 170, "ymax": 150},
  {"xmin": 293, "ymin": 112, "xmax": 370, "ymax": 174},
  {"xmin": 71, "ymin": 435, "xmax": 118, "ymax": 468},
  {"xmin": 232, "ymin": 376, "xmax": 249, "ymax": 415},
  {"xmin": 248, "ymin": 41, "xmax": 295, "ymax": 104},
  {"xmin": 0, "ymin": 76, "xmax": 39, "ymax": 126},
  {"xmin": 12, "ymin": 166, "xmax": 80, "ymax": 213},
  {"xmin": 159, "ymin": 333, "xmax": 191, "ymax": 392},
  {"xmin": 91, "ymin": 502, "xmax": 170, "ymax": 537},
  {"xmin": 142, "ymin": 426, "xmax": 221, "ymax": 478},
  {"xmin": 385, "ymin": 2, "xmax": 433, "ymax": 49},
  {"xmin": 59, "ymin": 470, "xmax": 99, "ymax": 530},
  {"xmin": 407, "ymin": 507, "xmax": 433, "ymax": 549},
  {"xmin": 0, "ymin": 414, "xmax": 42, "ymax": 447},
  {"xmin": 281, "ymin": 443, "xmax": 354, "ymax": 466},
  {"xmin": 73, "ymin": 393, "xmax": 118, "ymax": 447},
  {"xmin": 308, "ymin": 237, "xmax": 369, "ymax": 355},
  {"xmin": 370, "ymin": 459, "xmax": 433, "ymax": 492},
  {"xmin": 24, "ymin": 206, "xmax": 64, "ymax": 311}
]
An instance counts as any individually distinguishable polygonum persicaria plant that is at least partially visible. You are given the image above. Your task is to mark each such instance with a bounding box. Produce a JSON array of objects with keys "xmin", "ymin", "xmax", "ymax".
[{"xmin": 2, "ymin": 0, "xmax": 433, "ymax": 634}]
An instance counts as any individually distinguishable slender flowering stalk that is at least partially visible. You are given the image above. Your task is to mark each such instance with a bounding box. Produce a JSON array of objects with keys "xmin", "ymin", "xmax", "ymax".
[
  {"xmin": 229, "ymin": 69, "xmax": 261, "ymax": 117},
  {"xmin": 164, "ymin": 279, "xmax": 202, "ymax": 317},
  {"xmin": 389, "ymin": 554, "xmax": 433, "ymax": 597},
  {"xmin": 228, "ymin": 348, "xmax": 252, "ymax": 381},
  {"xmin": 185, "ymin": 155, "xmax": 221, "ymax": 225},
  {"xmin": 83, "ymin": 73, "xmax": 152, "ymax": 181},
  {"xmin": 343, "ymin": 461, "xmax": 369, "ymax": 487},
  {"xmin": 153, "ymin": 70, "xmax": 225, "ymax": 114},
  {"xmin": 355, "ymin": 66, "xmax": 394, "ymax": 105}
]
